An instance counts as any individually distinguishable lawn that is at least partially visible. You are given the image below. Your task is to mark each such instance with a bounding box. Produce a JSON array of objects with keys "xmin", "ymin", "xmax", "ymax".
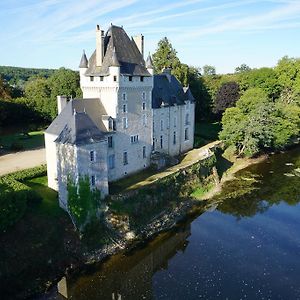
[
  {"xmin": 195, "ymin": 121, "xmax": 222, "ymax": 142},
  {"xmin": 0, "ymin": 130, "xmax": 45, "ymax": 151},
  {"xmin": 25, "ymin": 176, "xmax": 62, "ymax": 217}
]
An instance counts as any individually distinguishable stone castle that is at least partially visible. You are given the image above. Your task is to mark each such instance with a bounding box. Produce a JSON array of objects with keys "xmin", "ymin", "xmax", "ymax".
[{"xmin": 45, "ymin": 24, "xmax": 195, "ymax": 210}]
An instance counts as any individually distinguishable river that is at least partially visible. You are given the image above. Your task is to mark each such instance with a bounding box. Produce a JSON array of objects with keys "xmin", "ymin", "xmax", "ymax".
[{"xmin": 46, "ymin": 147, "xmax": 300, "ymax": 300}]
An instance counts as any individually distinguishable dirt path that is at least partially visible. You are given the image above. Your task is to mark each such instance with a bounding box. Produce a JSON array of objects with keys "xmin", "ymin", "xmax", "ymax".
[{"xmin": 0, "ymin": 148, "xmax": 46, "ymax": 176}]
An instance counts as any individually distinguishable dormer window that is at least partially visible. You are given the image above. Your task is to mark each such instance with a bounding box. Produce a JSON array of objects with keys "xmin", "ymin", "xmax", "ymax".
[
  {"xmin": 90, "ymin": 76, "xmax": 94, "ymax": 82},
  {"xmin": 129, "ymin": 76, "xmax": 133, "ymax": 81}
]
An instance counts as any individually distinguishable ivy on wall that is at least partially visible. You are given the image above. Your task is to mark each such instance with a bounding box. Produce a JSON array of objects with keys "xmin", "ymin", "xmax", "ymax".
[{"xmin": 67, "ymin": 175, "xmax": 101, "ymax": 231}]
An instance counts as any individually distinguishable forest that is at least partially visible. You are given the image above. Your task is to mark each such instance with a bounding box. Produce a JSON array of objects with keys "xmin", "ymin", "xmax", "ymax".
[{"xmin": 0, "ymin": 38, "xmax": 299, "ymax": 157}]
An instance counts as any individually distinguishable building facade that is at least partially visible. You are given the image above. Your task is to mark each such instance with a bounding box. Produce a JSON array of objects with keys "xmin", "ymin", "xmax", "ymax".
[{"xmin": 45, "ymin": 24, "xmax": 195, "ymax": 211}]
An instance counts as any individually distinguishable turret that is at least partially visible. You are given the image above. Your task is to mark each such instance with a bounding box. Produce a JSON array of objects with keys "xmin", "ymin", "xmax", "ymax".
[
  {"xmin": 79, "ymin": 50, "xmax": 88, "ymax": 77},
  {"xmin": 146, "ymin": 53, "xmax": 154, "ymax": 75}
]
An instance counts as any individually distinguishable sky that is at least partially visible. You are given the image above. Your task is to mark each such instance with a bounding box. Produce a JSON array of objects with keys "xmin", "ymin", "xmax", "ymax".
[{"xmin": 1, "ymin": 0, "xmax": 300, "ymax": 74}]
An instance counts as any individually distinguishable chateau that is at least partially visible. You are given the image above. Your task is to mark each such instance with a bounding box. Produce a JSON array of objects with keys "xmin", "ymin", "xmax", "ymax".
[{"xmin": 45, "ymin": 24, "xmax": 195, "ymax": 210}]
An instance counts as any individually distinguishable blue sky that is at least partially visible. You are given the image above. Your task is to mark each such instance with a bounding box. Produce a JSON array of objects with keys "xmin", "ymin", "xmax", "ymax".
[{"xmin": 1, "ymin": 0, "xmax": 300, "ymax": 74}]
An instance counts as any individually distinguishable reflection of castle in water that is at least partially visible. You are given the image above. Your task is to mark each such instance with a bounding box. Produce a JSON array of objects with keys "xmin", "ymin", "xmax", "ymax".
[{"xmin": 66, "ymin": 224, "xmax": 191, "ymax": 300}]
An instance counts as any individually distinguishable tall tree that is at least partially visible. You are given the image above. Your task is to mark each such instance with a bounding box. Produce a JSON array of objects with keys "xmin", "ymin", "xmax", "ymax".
[
  {"xmin": 213, "ymin": 81, "xmax": 240, "ymax": 116},
  {"xmin": 235, "ymin": 64, "xmax": 251, "ymax": 73},
  {"xmin": 203, "ymin": 65, "xmax": 216, "ymax": 76}
]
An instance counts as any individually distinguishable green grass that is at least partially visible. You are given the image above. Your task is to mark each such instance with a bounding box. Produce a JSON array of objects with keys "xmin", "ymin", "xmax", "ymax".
[
  {"xmin": 195, "ymin": 121, "xmax": 222, "ymax": 142},
  {"xmin": 109, "ymin": 167, "xmax": 157, "ymax": 194},
  {"xmin": 191, "ymin": 183, "xmax": 214, "ymax": 199},
  {"xmin": 0, "ymin": 130, "xmax": 45, "ymax": 151},
  {"xmin": 24, "ymin": 176, "xmax": 62, "ymax": 217}
]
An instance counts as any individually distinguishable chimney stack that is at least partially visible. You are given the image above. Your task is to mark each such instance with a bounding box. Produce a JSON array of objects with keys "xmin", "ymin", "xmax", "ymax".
[
  {"xmin": 96, "ymin": 25, "xmax": 104, "ymax": 67},
  {"xmin": 133, "ymin": 34, "xmax": 144, "ymax": 57},
  {"xmin": 57, "ymin": 96, "xmax": 68, "ymax": 114}
]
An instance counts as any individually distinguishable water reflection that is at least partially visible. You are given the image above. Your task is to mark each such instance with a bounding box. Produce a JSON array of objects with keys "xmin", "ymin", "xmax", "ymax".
[
  {"xmin": 50, "ymin": 147, "xmax": 300, "ymax": 300},
  {"xmin": 66, "ymin": 225, "xmax": 191, "ymax": 300}
]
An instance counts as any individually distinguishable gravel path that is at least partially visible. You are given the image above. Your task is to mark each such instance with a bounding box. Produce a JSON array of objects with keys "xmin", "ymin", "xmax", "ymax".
[{"xmin": 0, "ymin": 148, "xmax": 46, "ymax": 176}]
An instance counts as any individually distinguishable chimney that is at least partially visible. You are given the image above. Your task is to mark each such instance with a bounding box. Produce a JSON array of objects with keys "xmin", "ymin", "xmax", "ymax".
[
  {"xmin": 133, "ymin": 34, "xmax": 144, "ymax": 57},
  {"xmin": 96, "ymin": 25, "xmax": 105, "ymax": 67},
  {"xmin": 57, "ymin": 96, "xmax": 68, "ymax": 114}
]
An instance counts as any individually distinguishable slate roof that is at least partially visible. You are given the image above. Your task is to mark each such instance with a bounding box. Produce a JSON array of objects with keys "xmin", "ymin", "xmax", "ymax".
[
  {"xmin": 79, "ymin": 50, "xmax": 88, "ymax": 68},
  {"xmin": 55, "ymin": 112, "xmax": 105, "ymax": 145},
  {"xmin": 152, "ymin": 72, "xmax": 195, "ymax": 109},
  {"xmin": 45, "ymin": 98, "xmax": 108, "ymax": 143},
  {"xmin": 85, "ymin": 25, "xmax": 150, "ymax": 76}
]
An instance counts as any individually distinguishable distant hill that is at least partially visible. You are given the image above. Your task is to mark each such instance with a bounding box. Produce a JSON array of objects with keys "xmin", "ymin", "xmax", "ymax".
[{"xmin": 0, "ymin": 66, "xmax": 56, "ymax": 87}]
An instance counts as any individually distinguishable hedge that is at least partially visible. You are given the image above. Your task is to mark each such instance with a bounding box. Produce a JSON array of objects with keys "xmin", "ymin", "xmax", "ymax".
[{"xmin": 0, "ymin": 165, "xmax": 46, "ymax": 232}]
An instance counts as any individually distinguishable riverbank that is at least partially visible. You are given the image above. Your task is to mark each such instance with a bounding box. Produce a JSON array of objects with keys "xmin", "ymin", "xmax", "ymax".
[
  {"xmin": 0, "ymin": 149, "xmax": 272, "ymax": 299},
  {"xmin": 202, "ymin": 154, "xmax": 268, "ymax": 200}
]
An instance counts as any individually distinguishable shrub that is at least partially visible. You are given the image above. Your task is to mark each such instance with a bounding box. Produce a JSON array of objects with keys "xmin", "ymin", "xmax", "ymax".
[{"xmin": 0, "ymin": 165, "xmax": 46, "ymax": 232}]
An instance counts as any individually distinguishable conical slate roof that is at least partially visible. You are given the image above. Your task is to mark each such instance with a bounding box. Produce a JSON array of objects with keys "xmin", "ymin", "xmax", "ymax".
[
  {"xmin": 111, "ymin": 47, "xmax": 120, "ymax": 67},
  {"xmin": 146, "ymin": 53, "xmax": 153, "ymax": 69},
  {"xmin": 85, "ymin": 25, "xmax": 150, "ymax": 76},
  {"xmin": 79, "ymin": 50, "xmax": 88, "ymax": 68}
]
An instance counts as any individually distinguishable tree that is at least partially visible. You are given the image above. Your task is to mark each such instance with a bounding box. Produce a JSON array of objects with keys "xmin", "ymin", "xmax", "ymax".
[
  {"xmin": 0, "ymin": 77, "xmax": 12, "ymax": 100},
  {"xmin": 152, "ymin": 37, "xmax": 189, "ymax": 85},
  {"xmin": 188, "ymin": 66, "xmax": 213, "ymax": 121},
  {"xmin": 213, "ymin": 81, "xmax": 240, "ymax": 116},
  {"xmin": 235, "ymin": 64, "xmax": 251, "ymax": 73},
  {"xmin": 236, "ymin": 88, "xmax": 269, "ymax": 113},
  {"xmin": 203, "ymin": 65, "xmax": 216, "ymax": 76},
  {"xmin": 238, "ymin": 67, "xmax": 281, "ymax": 99},
  {"xmin": 152, "ymin": 37, "xmax": 181, "ymax": 73}
]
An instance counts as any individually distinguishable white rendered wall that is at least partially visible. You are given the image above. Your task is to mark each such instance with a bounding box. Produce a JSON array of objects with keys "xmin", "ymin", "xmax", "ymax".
[
  {"xmin": 107, "ymin": 77, "xmax": 153, "ymax": 181},
  {"xmin": 45, "ymin": 132, "xmax": 58, "ymax": 191},
  {"xmin": 153, "ymin": 101, "xmax": 195, "ymax": 156},
  {"xmin": 56, "ymin": 141, "xmax": 109, "ymax": 211}
]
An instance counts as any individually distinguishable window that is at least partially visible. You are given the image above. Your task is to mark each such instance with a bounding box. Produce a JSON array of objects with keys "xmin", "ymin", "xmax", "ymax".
[
  {"xmin": 123, "ymin": 152, "xmax": 128, "ymax": 165},
  {"xmin": 129, "ymin": 76, "xmax": 133, "ymax": 81},
  {"xmin": 142, "ymin": 114, "xmax": 146, "ymax": 126},
  {"xmin": 185, "ymin": 128, "xmax": 189, "ymax": 141},
  {"xmin": 123, "ymin": 117, "xmax": 128, "ymax": 129},
  {"xmin": 142, "ymin": 102, "xmax": 146, "ymax": 110},
  {"xmin": 152, "ymin": 138, "xmax": 155, "ymax": 151},
  {"xmin": 91, "ymin": 175, "xmax": 95, "ymax": 186},
  {"xmin": 108, "ymin": 118, "xmax": 113, "ymax": 130},
  {"xmin": 122, "ymin": 93, "xmax": 126, "ymax": 101},
  {"xmin": 174, "ymin": 116, "xmax": 177, "ymax": 127},
  {"xmin": 108, "ymin": 136, "xmax": 113, "ymax": 148},
  {"xmin": 130, "ymin": 135, "xmax": 139, "ymax": 143},
  {"xmin": 160, "ymin": 120, "xmax": 163, "ymax": 131},
  {"xmin": 160, "ymin": 135, "xmax": 163, "ymax": 149},
  {"xmin": 173, "ymin": 131, "xmax": 176, "ymax": 145},
  {"xmin": 123, "ymin": 104, "xmax": 127, "ymax": 113},
  {"xmin": 100, "ymin": 76, "xmax": 104, "ymax": 81},
  {"xmin": 140, "ymin": 76, "xmax": 144, "ymax": 82},
  {"xmin": 90, "ymin": 150, "xmax": 95, "ymax": 162},
  {"xmin": 185, "ymin": 113, "xmax": 189, "ymax": 125},
  {"xmin": 90, "ymin": 76, "xmax": 94, "ymax": 82},
  {"xmin": 143, "ymin": 146, "xmax": 146, "ymax": 158},
  {"xmin": 113, "ymin": 76, "xmax": 117, "ymax": 82},
  {"xmin": 108, "ymin": 154, "xmax": 115, "ymax": 169},
  {"xmin": 142, "ymin": 92, "xmax": 146, "ymax": 100}
]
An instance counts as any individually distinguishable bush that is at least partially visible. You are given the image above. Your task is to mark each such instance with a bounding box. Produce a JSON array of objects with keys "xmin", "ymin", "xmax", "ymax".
[{"xmin": 0, "ymin": 165, "xmax": 46, "ymax": 232}]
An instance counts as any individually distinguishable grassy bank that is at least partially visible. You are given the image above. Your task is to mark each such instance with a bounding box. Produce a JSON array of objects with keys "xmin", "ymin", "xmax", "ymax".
[
  {"xmin": 0, "ymin": 130, "xmax": 44, "ymax": 152},
  {"xmin": 0, "ymin": 173, "xmax": 83, "ymax": 299}
]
